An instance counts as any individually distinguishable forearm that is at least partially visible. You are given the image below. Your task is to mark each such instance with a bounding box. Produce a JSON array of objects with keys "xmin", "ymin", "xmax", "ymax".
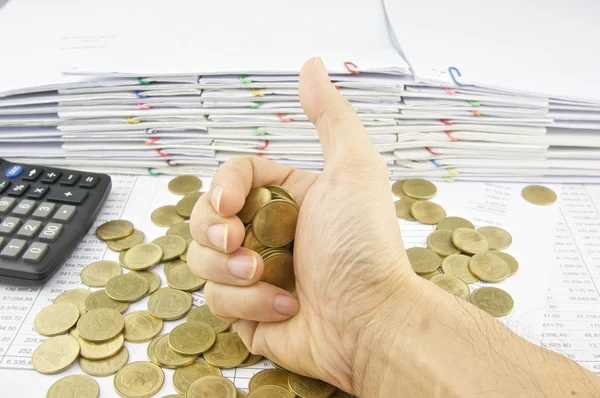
[{"xmin": 354, "ymin": 277, "xmax": 600, "ymax": 397}]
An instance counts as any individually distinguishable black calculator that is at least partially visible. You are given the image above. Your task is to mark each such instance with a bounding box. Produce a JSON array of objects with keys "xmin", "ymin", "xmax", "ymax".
[{"xmin": 0, "ymin": 159, "xmax": 111, "ymax": 282}]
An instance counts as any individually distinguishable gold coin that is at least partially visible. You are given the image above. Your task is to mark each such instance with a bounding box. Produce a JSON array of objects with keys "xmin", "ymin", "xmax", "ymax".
[
  {"xmin": 114, "ymin": 361, "xmax": 165, "ymax": 398},
  {"xmin": 147, "ymin": 334, "xmax": 196, "ymax": 368},
  {"xmin": 203, "ymin": 333, "xmax": 249, "ymax": 368},
  {"xmin": 168, "ymin": 175, "xmax": 202, "ymax": 195},
  {"xmin": 243, "ymin": 225, "xmax": 267, "ymax": 252},
  {"xmin": 173, "ymin": 359, "xmax": 222, "ymax": 394},
  {"xmin": 262, "ymin": 250, "xmax": 295, "ymax": 292},
  {"xmin": 391, "ymin": 180, "xmax": 409, "ymax": 198},
  {"xmin": 187, "ymin": 305, "xmax": 231, "ymax": 334},
  {"xmin": 239, "ymin": 354, "xmax": 264, "ymax": 367},
  {"xmin": 249, "ymin": 386, "xmax": 294, "ymax": 398},
  {"xmin": 80, "ymin": 346, "xmax": 129, "ymax": 377},
  {"xmin": 105, "ymin": 272, "xmax": 149, "ymax": 302},
  {"xmin": 522, "ymin": 185, "xmax": 557, "ymax": 206},
  {"xmin": 394, "ymin": 199, "xmax": 417, "ymax": 221},
  {"xmin": 252, "ymin": 199, "xmax": 298, "ymax": 248},
  {"xmin": 47, "ymin": 374, "xmax": 99, "ymax": 398},
  {"xmin": 107, "ymin": 229, "xmax": 145, "ymax": 252},
  {"xmin": 147, "ymin": 288, "xmax": 192, "ymax": 320},
  {"xmin": 494, "ymin": 252, "xmax": 519, "ymax": 277},
  {"xmin": 270, "ymin": 360, "xmax": 289, "ymax": 372},
  {"xmin": 476, "ymin": 226, "xmax": 512, "ymax": 250},
  {"xmin": 427, "ymin": 230, "xmax": 461, "ymax": 256},
  {"xmin": 265, "ymin": 185, "xmax": 295, "ymax": 203},
  {"xmin": 164, "ymin": 259, "xmax": 188, "ymax": 275},
  {"xmin": 166, "ymin": 260, "xmax": 206, "ymax": 291},
  {"xmin": 186, "ymin": 375, "xmax": 237, "ymax": 398},
  {"xmin": 151, "ymin": 205, "xmax": 186, "ymax": 227},
  {"xmin": 34, "ymin": 302, "xmax": 80, "ymax": 336},
  {"xmin": 430, "ymin": 274, "xmax": 470, "ymax": 299},
  {"xmin": 79, "ymin": 332, "xmax": 124, "ymax": 360},
  {"xmin": 133, "ymin": 270, "xmax": 161, "ymax": 295},
  {"xmin": 96, "ymin": 220, "xmax": 134, "ymax": 241},
  {"xmin": 85, "ymin": 290, "xmax": 129, "ymax": 313},
  {"xmin": 418, "ymin": 269, "xmax": 440, "ymax": 280},
  {"xmin": 81, "ymin": 260, "xmax": 122, "ymax": 287},
  {"xmin": 437, "ymin": 216, "xmax": 474, "ymax": 231},
  {"xmin": 402, "ymin": 179, "xmax": 437, "ymax": 199},
  {"xmin": 168, "ymin": 321, "xmax": 216, "ymax": 355},
  {"xmin": 406, "ymin": 247, "xmax": 442, "ymax": 274},
  {"xmin": 238, "ymin": 390, "xmax": 249, "ymax": 398},
  {"xmin": 153, "ymin": 235, "xmax": 187, "ymax": 261},
  {"xmin": 441, "ymin": 254, "xmax": 478, "ymax": 284},
  {"xmin": 32, "ymin": 335, "xmax": 80, "ymax": 374},
  {"xmin": 123, "ymin": 310, "xmax": 163, "ymax": 343},
  {"xmin": 410, "ymin": 201, "xmax": 446, "ymax": 225},
  {"xmin": 54, "ymin": 288, "xmax": 92, "ymax": 315},
  {"xmin": 288, "ymin": 373, "xmax": 337, "ymax": 398},
  {"xmin": 77, "ymin": 308, "xmax": 124, "ymax": 342},
  {"xmin": 469, "ymin": 287, "xmax": 514, "ymax": 317},
  {"xmin": 238, "ymin": 187, "xmax": 273, "ymax": 224},
  {"xmin": 123, "ymin": 243, "xmax": 163, "ymax": 270},
  {"xmin": 250, "ymin": 369, "xmax": 291, "ymax": 392},
  {"xmin": 469, "ymin": 252, "xmax": 510, "ymax": 283},
  {"xmin": 451, "ymin": 228, "xmax": 489, "ymax": 255},
  {"xmin": 167, "ymin": 222, "xmax": 193, "ymax": 245},
  {"xmin": 176, "ymin": 191, "xmax": 203, "ymax": 218}
]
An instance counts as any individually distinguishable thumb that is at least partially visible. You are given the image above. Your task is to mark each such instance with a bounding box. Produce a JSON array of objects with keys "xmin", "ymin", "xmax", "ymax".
[{"xmin": 299, "ymin": 57, "xmax": 380, "ymax": 166}]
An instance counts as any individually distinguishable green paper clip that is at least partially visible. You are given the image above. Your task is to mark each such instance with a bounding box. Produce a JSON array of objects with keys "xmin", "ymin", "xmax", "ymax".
[
  {"xmin": 250, "ymin": 102, "xmax": 264, "ymax": 109},
  {"xmin": 239, "ymin": 75, "xmax": 252, "ymax": 83},
  {"xmin": 137, "ymin": 77, "xmax": 150, "ymax": 85},
  {"xmin": 466, "ymin": 100, "xmax": 481, "ymax": 107},
  {"xmin": 253, "ymin": 127, "xmax": 267, "ymax": 136},
  {"xmin": 147, "ymin": 168, "xmax": 160, "ymax": 176}
]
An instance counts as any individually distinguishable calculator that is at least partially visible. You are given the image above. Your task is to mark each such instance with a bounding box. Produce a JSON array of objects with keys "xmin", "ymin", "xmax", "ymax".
[{"xmin": 0, "ymin": 159, "xmax": 111, "ymax": 282}]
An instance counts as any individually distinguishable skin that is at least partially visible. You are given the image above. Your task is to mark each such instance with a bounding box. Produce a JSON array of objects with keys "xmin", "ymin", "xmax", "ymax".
[{"xmin": 188, "ymin": 57, "xmax": 600, "ymax": 397}]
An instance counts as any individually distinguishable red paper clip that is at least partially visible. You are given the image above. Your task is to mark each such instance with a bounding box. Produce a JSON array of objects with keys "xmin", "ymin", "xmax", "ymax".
[
  {"xmin": 444, "ymin": 88, "xmax": 456, "ymax": 95},
  {"xmin": 445, "ymin": 130, "xmax": 459, "ymax": 142},
  {"xmin": 277, "ymin": 114, "xmax": 293, "ymax": 123},
  {"xmin": 256, "ymin": 140, "xmax": 269, "ymax": 150},
  {"xmin": 334, "ymin": 85, "xmax": 341, "ymax": 89},
  {"xmin": 440, "ymin": 119, "xmax": 454, "ymax": 125},
  {"xmin": 144, "ymin": 137, "xmax": 160, "ymax": 145},
  {"xmin": 167, "ymin": 160, "xmax": 176, "ymax": 166},
  {"xmin": 157, "ymin": 149, "xmax": 170, "ymax": 157},
  {"xmin": 137, "ymin": 103, "xmax": 152, "ymax": 110},
  {"xmin": 470, "ymin": 110, "xmax": 483, "ymax": 116},
  {"xmin": 344, "ymin": 61, "xmax": 360, "ymax": 74},
  {"xmin": 425, "ymin": 147, "xmax": 440, "ymax": 155}
]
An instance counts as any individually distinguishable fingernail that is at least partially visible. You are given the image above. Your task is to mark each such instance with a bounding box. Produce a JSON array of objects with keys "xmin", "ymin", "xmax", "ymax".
[
  {"xmin": 211, "ymin": 186, "xmax": 223, "ymax": 213},
  {"xmin": 313, "ymin": 57, "xmax": 329, "ymax": 81},
  {"xmin": 274, "ymin": 295, "xmax": 299, "ymax": 316},
  {"xmin": 228, "ymin": 255, "xmax": 257, "ymax": 280},
  {"xmin": 207, "ymin": 224, "xmax": 228, "ymax": 251}
]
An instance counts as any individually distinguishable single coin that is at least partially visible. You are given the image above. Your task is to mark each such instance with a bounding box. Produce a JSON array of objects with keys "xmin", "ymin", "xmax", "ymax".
[
  {"xmin": 394, "ymin": 199, "xmax": 417, "ymax": 221},
  {"xmin": 262, "ymin": 250, "xmax": 295, "ymax": 292},
  {"xmin": 105, "ymin": 272, "xmax": 149, "ymax": 302},
  {"xmin": 80, "ymin": 346, "xmax": 129, "ymax": 377},
  {"xmin": 153, "ymin": 235, "xmax": 187, "ymax": 261},
  {"xmin": 47, "ymin": 374, "xmax": 99, "ymax": 398},
  {"xmin": 270, "ymin": 360, "xmax": 289, "ymax": 372},
  {"xmin": 494, "ymin": 252, "xmax": 519, "ymax": 277},
  {"xmin": 406, "ymin": 247, "xmax": 442, "ymax": 274},
  {"xmin": 238, "ymin": 187, "xmax": 273, "ymax": 224},
  {"xmin": 148, "ymin": 288, "xmax": 192, "ymax": 320},
  {"xmin": 477, "ymin": 226, "xmax": 512, "ymax": 250},
  {"xmin": 34, "ymin": 302, "xmax": 80, "ymax": 336},
  {"xmin": 250, "ymin": 369, "xmax": 291, "ymax": 392},
  {"xmin": 166, "ymin": 259, "xmax": 206, "ymax": 291},
  {"xmin": 77, "ymin": 308, "xmax": 124, "ymax": 342},
  {"xmin": 452, "ymin": 228, "xmax": 489, "ymax": 255},
  {"xmin": 186, "ymin": 375, "xmax": 237, "ymax": 398},
  {"xmin": 411, "ymin": 201, "xmax": 446, "ymax": 225},
  {"xmin": 427, "ymin": 229, "xmax": 461, "ymax": 256},
  {"xmin": 133, "ymin": 270, "xmax": 162, "ymax": 295},
  {"xmin": 391, "ymin": 180, "xmax": 409, "ymax": 198},
  {"xmin": 469, "ymin": 287, "xmax": 514, "ymax": 317},
  {"xmin": 107, "ymin": 229, "xmax": 145, "ymax": 251},
  {"xmin": 252, "ymin": 199, "xmax": 299, "ymax": 248},
  {"xmin": 172, "ymin": 359, "xmax": 222, "ymax": 394},
  {"xmin": 167, "ymin": 222, "xmax": 193, "ymax": 245},
  {"xmin": 402, "ymin": 179, "xmax": 437, "ymax": 199},
  {"xmin": 522, "ymin": 185, "xmax": 557, "ymax": 206},
  {"xmin": 151, "ymin": 205, "xmax": 186, "ymax": 227},
  {"xmin": 123, "ymin": 243, "xmax": 163, "ymax": 270},
  {"xmin": 437, "ymin": 216, "xmax": 475, "ymax": 231},
  {"xmin": 238, "ymin": 390, "xmax": 249, "ymax": 398},
  {"xmin": 265, "ymin": 185, "xmax": 295, "ymax": 203},
  {"xmin": 114, "ymin": 361, "xmax": 165, "ymax": 398},
  {"xmin": 430, "ymin": 274, "xmax": 470, "ymax": 299},
  {"xmin": 441, "ymin": 254, "xmax": 478, "ymax": 284},
  {"xmin": 243, "ymin": 225, "xmax": 268, "ymax": 252},
  {"xmin": 85, "ymin": 290, "xmax": 129, "ymax": 314},
  {"xmin": 81, "ymin": 260, "xmax": 123, "ymax": 287},
  {"xmin": 469, "ymin": 252, "xmax": 510, "ymax": 283},
  {"xmin": 180, "ymin": 251, "xmax": 187, "ymax": 262},
  {"xmin": 168, "ymin": 175, "xmax": 202, "ymax": 195},
  {"xmin": 249, "ymin": 385, "xmax": 294, "ymax": 398},
  {"xmin": 288, "ymin": 373, "xmax": 337, "ymax": 398},
  {"xmin": 239, "ymin": 354, "xmax": 264, "ymax": 367},
  {"xmin": 96, "ymin": 220, "xmax": 134, "ymax": 241},
  {"xmin": 203, "ymin": 333, "xmax": 250, "ymax": 368},
  {"xmin": 32, "ymin": 335, "xmax": 80, "ymax": 374},
  {"xmin": 123, "ymin": 310, "xmax": 163, "ymax": 343},
  {"xmin": 169, "ymin": 321, "xmax": 216, "ymax": 355},
  {"xmin": 164, "ymin": 259, "xmax": 188, "ymax": 276},
  {"xmin": 54, "ymin": 288, "xmax": 92, "ymax": 315},
  {"xmin": 147, "ymin": 334, "xmax": 196, "ymax": 368},
  {"xmin": 176, "ymin": 191, "xmax": 203, "ymax": 218},
  {"xmin": 187, "ymin": 305, "xmax": 231, "ymax": 334},
  {"xmin": 79, "ymin": 332, "xmax": 124, "ymax": 360},
  {"xmin": 418, "ymin": 269, "xmax": 440, "ymax": 280}
]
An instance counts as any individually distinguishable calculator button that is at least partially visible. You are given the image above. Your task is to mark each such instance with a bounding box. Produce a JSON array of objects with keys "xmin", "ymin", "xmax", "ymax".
[
  {"xmin": 0, "ymin": 197, "xmax": 16, "ymax": 214},
  {"xmin": 60, "ymin": 173, "xmax": 80, "ymax": 186},
  {"xmin": 0, "ymin": 217, "xmax": 20, "ymax": 235},
  {"xmin": 0, "ymin": 237, "xmax": 4, "ymax": 248},
  {"xmin": 7, "ymin": 183, "xmax": 29, "ymax": 197},
  {"xmin": 41, "ymin": 171, "xmax": 61, "ymax": 184},
  {"xmin": 16, "ymin": 220, "xmax": 42, "ymax": 238},
  {"xmin": 11, "ymin": 199, "xmax": 36, "ymax": 216},
  {"xmin": 39, "ymin": 223, "xmax": 62, "ymax": 242},
  {"xmin": 0, "ymin": 180, "xmax": 10, "ymax": 194},
  {"xmin": 32, "ymin": 202, "xmax": 56, "ymax": 220},
  {"xmin": 80, "ymin": 175, "xmax": 100, "ymax": 189},
  {"xmin": 4, "ymin": 165, "xmax": 23, "ymax": 179},
  {"xmin": 22, "ymin": 242, "xmax": 48, "ymax": 263},
  {"xmin": 27, "ymin": 185, "xmax": 48, "ymax": 200},
  {"xmin": 22, "ymin": 167, "xmax": 43, "ymax": 181},
  {"xmin": 0, "ymin": 239, "xmax": 26, "ymax": 259},
  {"xmin": 53, "ymin": 205, "xmax": 76, "ymax": 222},
  {"xmin": 47, "ymin": 187, "xmax": 88, "ymax": 204}
]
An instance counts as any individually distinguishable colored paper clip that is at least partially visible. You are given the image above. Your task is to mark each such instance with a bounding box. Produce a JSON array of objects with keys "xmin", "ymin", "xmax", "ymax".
[
  {"xmin": 250, "ymin": 102, "xmax": 264, "ymax": 109},
  {"xmin": 445, "ymin": 130, "xmax": 459, "ymax": 142},
  {"xmin": 466, "ymin": 100, "xmax": 481, "ymax": 107},
  {"xmin": 443, "ymin": 176, "xmax": 455, "ymax": 182},
  {"xmin": 344, "ymin": 61, "xmax": 360, "ymax": 74},
  {"xmin": 253, "ymin": 127, "xmax": 267, "ymax": 136},
  {"xmin": 137, "ymin": 103, "xmax": 152, "ymax": 110},
  {"xmin": 256, "ymin": 140, "xmax": 269, "ymax": 150},
  {"xmin": 334, "ymin": 85, "xmax": 341, "ymax": 89},
  {"xmin": 440, "ymin": 119, "xmax": 454, "ymax": 125},
  {"xmin": 277, "ymin": 114, "xmax": 293, "ymax": 122},
  {"xmin": 430, "ymin": 159, "xmax": 443, "ymax": 167},
  {"xmin": 448, "ymin": 66, "xmax": 464, "ymax": 86},
  {"xmin": 144, "ymin": 137, "xmax": 160, "ymax": 145},
  {"xmin": 447, "ymin": 168, "xmax": 459, "ymax": 175},
  {"xmin": 135, "ymin": 91, "xmax": 148, "ymax": 98},
  {"xmin": 167, "ymin": 160, "xmax": 176, "ymax": 167},
  {"xmin": 251, "ymin": 89, "xmax": 265, "ymax": 97},
  {"xmin": 145, "ymin": 128, "xmax": 157, "ymax": 134},
  {"xmin": 147, "ymin": 168, "xmax": 160, "ymax": 176},
  {"xmin": 127, "ymin": 117, "xmax": 141, "ymax": 124},
  {"xmin": 470, "ymin": 110, "xmax": 483, "ymax": 116},
  {"xmin": 157, "ymin": 149, "xmax": 170, "ymax": 157},
  {"xmin": 137, "ymin": 77, "xmax": 150, "ymax": 85},
  {"xmin": 239, "ymin": 75, "xmax": 252, "ymax": 83},
  {"xmin": 425, "ymin": 147, "xmax": 440, "ymax": 155},
  {"xmin": 444, "ymin": 88, "xmax": 456, "ymax": 95}
]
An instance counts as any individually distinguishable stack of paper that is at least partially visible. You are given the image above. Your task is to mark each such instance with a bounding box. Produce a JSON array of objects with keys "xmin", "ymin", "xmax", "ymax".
[{"xmin": 1, "ymin": 0, "xmax": 599, "ymax": 182}]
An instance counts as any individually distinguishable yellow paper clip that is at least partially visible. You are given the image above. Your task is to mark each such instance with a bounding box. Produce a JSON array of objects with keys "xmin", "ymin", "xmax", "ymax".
[
  {"xmin": 127, "ymin": 117, "xmax": 141, "ymax": 124},
  {"xmin": 447, "ymin": 168, "xmax": 459, "ymax": 175},
  {"xmin": 251, "ymin": 89, "xmax": 265, "ymax": 97}
]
